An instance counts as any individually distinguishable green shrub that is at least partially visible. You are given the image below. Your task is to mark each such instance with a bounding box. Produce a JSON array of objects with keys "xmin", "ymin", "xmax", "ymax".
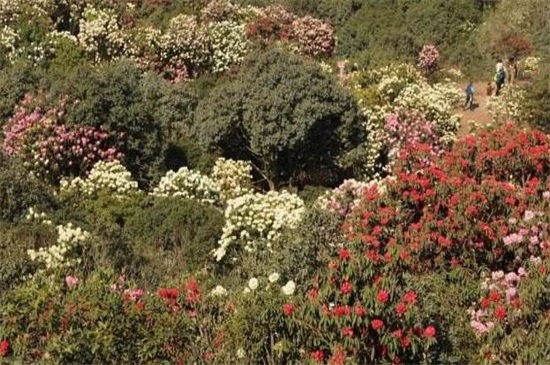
[
  {"xmin": 0, "ymin": 62, "xmax": 40, "ymax": 121},
  {"xmin": 522, "ymin": 71, "xmax": 550, "ymax": 132},
  {"xmin": 124, "ymin": 197, "xmax": 224, "ymax": 287},
  {"xmin": 0, "ymin": 156, "xmax": 54, "ymax": 223}
]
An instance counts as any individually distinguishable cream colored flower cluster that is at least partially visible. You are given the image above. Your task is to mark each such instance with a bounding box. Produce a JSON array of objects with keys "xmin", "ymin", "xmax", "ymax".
[
  {"xmin": 207, "ymin": 20, "xmax": 247, "ymax": 73},
  {"xmin": 486, "ymin": 86, "xmax": 526, "ymax": 124},
  {"xmin": 213, "ymin": 190, "xmax": 305, "ymax": 261},
  {"xmin": 60, "ymin": 160, "xmax": 138, "ymax": 199},
  {"xmin": 520, "ymin": 56, "xmax": 540, "ymax": 77},
  {"xmin": 152, "ymin": 166, "xmax": 221, "ymax": 205},
  {"xmin": 78, "ymin": 5, "xmax": 126, "ymax": 62},
  {"xmin": 210, "ymin": 157, "xmax": 253, "ymax": 200},
  {"xmin": 27, "ymin": 222, "xmax": 89, "ymax": 272}
]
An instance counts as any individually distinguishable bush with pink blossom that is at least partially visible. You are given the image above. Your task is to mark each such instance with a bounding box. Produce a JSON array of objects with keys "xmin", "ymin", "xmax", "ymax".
[{"xmin": 418, "ymin": 44, "xmax": 440, "ymax": 74}]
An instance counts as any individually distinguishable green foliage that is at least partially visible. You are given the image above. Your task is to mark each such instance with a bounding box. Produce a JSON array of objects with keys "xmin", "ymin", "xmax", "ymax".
[
  {"xmin": 522, "ymin": 71, "xmax": 550, "ymax": 132},
  {"xmin": 0, "ymin": 222, "xmax": 55, "ymax": 292},
  {"xmin": 193, "ymin": 47, "xmax": 364, "ymax": 189},
  {"xmin": 0, "ymin": 62, "xmax": 40, "ymax": 121},
  {"xmin": 0, "ymin": 156, "xmax": 54, "ymax": 223},
  {"xmin": 124, "ymin": 197, "xmax": 224, "ymax": 287},
  {"xmin": 337, "ymin": 0, "xmax": 483, "ymax": 71}
]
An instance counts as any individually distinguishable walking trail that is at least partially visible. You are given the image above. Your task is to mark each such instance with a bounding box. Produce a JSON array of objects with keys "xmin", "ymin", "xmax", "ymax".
[{"xmin": 455, "ymin": 81, "xmax": 493, "ymax": 135}]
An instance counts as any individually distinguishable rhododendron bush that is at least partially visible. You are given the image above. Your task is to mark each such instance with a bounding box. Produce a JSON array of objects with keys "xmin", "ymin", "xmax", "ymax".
[
  {"xmin": 285, "ymin": 124, "xmax": 550, "ymax": 364},
  {"xmin": 2, "ymin": 94, "xmax": 122, "ymax": 181}
]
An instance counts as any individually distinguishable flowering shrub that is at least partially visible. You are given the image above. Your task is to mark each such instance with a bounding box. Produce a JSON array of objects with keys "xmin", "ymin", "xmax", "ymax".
[
  {"xmin": 288, "ymin": 16, "xmax": 335, "ymax": 57},
  {"xmin": 214, "ymin": 190, "xmax": 305, "ymax": 261},
  {"xmin": 60, "ymin": 160, "xmax": 138, "ymax": 199},
  {"xmin": 418, "ymin": 44, "xmax": 440, "ymax": 74},
  {"xmin": 151, "ymin": 166, "xmax": 221, "ymax": 205},
  {"xmin": 210, "ymin": 157, "xmax": 253, "ymax": 201},
  {"xmin": 486, "ymin": 85, "xmax": 526, "ymax": 124},
  {"xmin": 318, "ymin": 179, "xmax": 372, "ymax": 218},
  {"xmin": 77, "ymin": 5, "xmax": 127, "ymax": 62},
  {"xmin": 287, "ymin": 123, "xmax": 550, "ymax": 363},
  {"xmin": 246, "ymin": 5, "xmax": 335, "ymax": 58},
  {"xmin": 520, "ymin": 56, "xmax": 540, "ymax": 78},
  {"xmin": 207, "ymin": 20, "xmax": 247, "ymax": 73},
  {"xmin": 27, "ymin": 222, "xmax": 90, "ymax": 274},
  {"xmin": 2, "ymin": 94, "xmax": 123, "ymax": 181}
]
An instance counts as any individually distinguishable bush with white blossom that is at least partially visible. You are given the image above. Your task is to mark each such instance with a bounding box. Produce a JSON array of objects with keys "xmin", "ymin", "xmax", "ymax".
[
  {"xmin": 27, "ymin": 222, "xmax": 90, "ymax": 274},
  {"xmin": 60, "ymin": 160, "xmax": 138, "ymax": 199},
  {"xmin": 78, "ymin": 5, "xmax": 126, "ymax": 62},
  {"xmin": 486, "ymin": 85, "xmax": 526, "ymax": 124},
  {"xmin": 151, "ymin": 166, "xmax": 221, "ymax": 206},
  {"xmin": 213, "ymin": 190, "xmax": 305, "ymax": 261},
  {"xmin": 210, "ymin": 157, "xmax": 253, "ymax": 201}
]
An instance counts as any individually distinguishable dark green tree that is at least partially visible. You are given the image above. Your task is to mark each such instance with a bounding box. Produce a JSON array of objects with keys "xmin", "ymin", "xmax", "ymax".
[{"xmin": 192, "ymin": 48, "xmax": 365, "ymax": 189}]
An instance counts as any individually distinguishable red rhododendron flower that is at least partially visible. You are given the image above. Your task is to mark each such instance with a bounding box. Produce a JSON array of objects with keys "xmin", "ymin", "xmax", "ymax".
[
  {"xmin": 424, "ymin": 325, "xmax": 436, "ymax": 338},
  {"xmin": 401, "ymin": 336, "xmax": 411, "ymax": 348},
  {"xmin": 395, "ymin": 302, "xmax": 407, "ymax": 316},
  {"xmin": 333, "ymin": 305, "xmax": 351, "ymax": 317},
  {"xmin": 403, "ymin": 291, "xmax": 417, "ymax": 304},
  {"xmin": 311, "ymin": 349, "xmax": 325, "ymax": 362},
  {"xmin": 283, "ymin": 303, "xmax": 295, "ymax": 317},
  {"xmin": 391, "ymin": 329, "xmax": 403, "ymax": 338},
  {"xmin": 340, "ymin": 281, "xmax": 352, "ymax": 295},
  {"xmin": 308, "ymin": 288, "xmax": 319, "ymax": 300},
  {"xmin": 377, "ymin": 289, "xmax": 390, "ymax": 303},
  {"xmin": 355, "ymin": 303, "xmax": 366, "ymax": 317},
  {"xmin": 339, "ymin": 247, "xmax": 351, "ymax": 260},
  {"xmin": 158, "ymin": 287, "xmax": 179, "ymax": 299},
  {"xmin": 341, "ymin": 327, "xmax": 354, "ymax": 337},
  {"xmin": 372, "ymin": 319, "xmax": 384, "ymax": 330},
  {"xmin": 0, "ymin": 340, "xmax": 8, "ymax": 357},
  {"xmin": 489, "ymin": 291, "xmax": 501, "ymax": 302},
  {"xmin": 495, "ymin": 306, "xmax": 507, "ymax": 320},
  {"xmin": 481, "ymin": 298, "xmax": 491, "ymax": 308}
]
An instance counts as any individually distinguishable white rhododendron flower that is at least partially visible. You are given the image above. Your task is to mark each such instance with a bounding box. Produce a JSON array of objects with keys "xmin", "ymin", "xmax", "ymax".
[
  {"xmin": 281, "ymin": 280, "xmax": 296, "ymax": 296},
  {"xmin": 152, "ymin": 166, "xmax": 221, "ymax": 205},
  {"xmin": 268, "ymin": 272, "xmax": 280, "ymax": 283},
  {"xmin": 211, "ymin": 285, "xmax": 228, "ymax": 296},
  {"xmin": 248, "ymin": 277, "xmax": 259, "ymax": 291}
]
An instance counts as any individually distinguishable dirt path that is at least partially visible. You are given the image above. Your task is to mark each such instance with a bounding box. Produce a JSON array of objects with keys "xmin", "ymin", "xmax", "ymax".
[{"xmin": 455, "ymin": 81, "xmax": 493, "ymax": 135}]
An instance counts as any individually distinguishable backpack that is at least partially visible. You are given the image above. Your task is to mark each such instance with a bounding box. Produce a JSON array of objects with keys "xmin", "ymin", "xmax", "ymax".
[{"xmin": 495, "ymin": 70, "xmax": 506, "ymax": 85}]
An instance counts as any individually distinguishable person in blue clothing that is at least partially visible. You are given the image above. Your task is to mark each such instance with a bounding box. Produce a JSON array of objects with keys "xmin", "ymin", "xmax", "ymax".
[{"xmin": 464, "ymin": 82, "xmax": 474, "ymax": 110}]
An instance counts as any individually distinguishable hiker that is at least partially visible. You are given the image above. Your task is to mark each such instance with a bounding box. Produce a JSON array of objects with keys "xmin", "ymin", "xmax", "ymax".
[
  {"xmin": 494, "ymin": 60, "xmax": 506, "ymax": 96},
  {"xmin": 464, "ymin": 82, "xmax": 475, "ymax": 110}
]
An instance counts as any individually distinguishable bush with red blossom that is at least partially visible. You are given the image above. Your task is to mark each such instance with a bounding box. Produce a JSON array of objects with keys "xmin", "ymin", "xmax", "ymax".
[{"xmin": 287, "ymin": 123, "xmax": 550, "ymax": 363}]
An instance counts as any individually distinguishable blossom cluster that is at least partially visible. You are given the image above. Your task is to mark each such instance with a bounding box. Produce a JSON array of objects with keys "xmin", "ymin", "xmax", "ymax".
[
  {"xmin": 210, "ymin": 157, "xmax": 253, "ymax": 201},
  {"xmin": 469, "ymin": 268, "xmax": 527, "ymax": 335},
  {"xmin": 418, "ymin": 44, "xmax": 439, "ymax": 72},
  {"xmin": 486, "ymin": 85, "xmax": 526, "ymax": 124},
  {"xmin": 78, "ymin": 5, "xmax": 127, "ymax": 62},
  {"xmin": 244, "ymin": 275, "xmax": 296, "ymax": 296},
  {"xmin": 213, "ymin": 190, "xmax": 305, "ymax": 261},
  {"xmin": 151, "ymin": 166, "xmax": 221, "ymax": 205},
  {"xmin": 2, "ymin": 94, "xmax": 122, "ymax": 180},
  {"xmin": 27, "ymin": 222, "xmax": 90, "ymax": 272},
  {"xmin": 246, "ymin": 5, "xmax": 335, "ymax": 57},
  {"xmin": 318, "ymin": 179, "xmax": 372, "ymax": 217},
  {"xmin": 349, "ymin": 64, "xmax": 461, "ymax": 178},
  {"xmin": 519, "ymin": 56, "xmax": 540, "ymax": 77},
  {"xmin": 60, "ymin": 160, "xmax": 138, "ymax": 199}
]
